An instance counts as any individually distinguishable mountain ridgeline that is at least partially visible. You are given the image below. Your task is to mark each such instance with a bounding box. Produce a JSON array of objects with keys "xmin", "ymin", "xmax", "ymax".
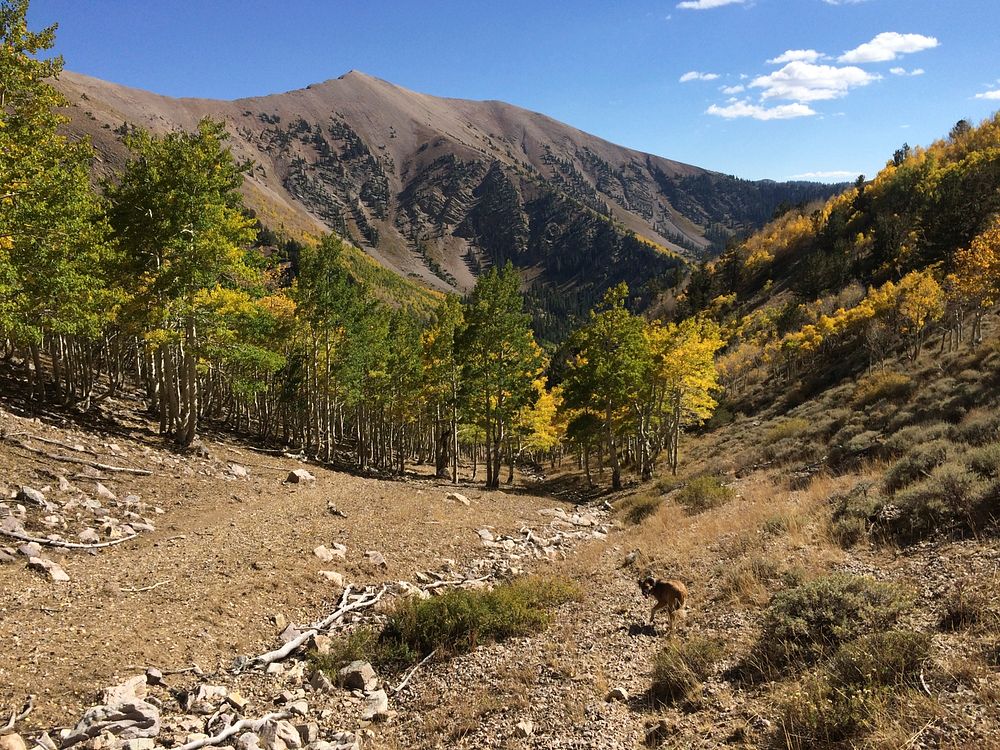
[{"xmin": 54, "ymin": 70, "xmax": 841, "ymax": 340}]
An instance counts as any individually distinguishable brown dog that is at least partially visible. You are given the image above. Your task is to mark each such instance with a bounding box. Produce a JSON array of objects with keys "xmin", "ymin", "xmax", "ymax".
[{"xmin": 639, "ymin": 576, "xmax": 688, "ymax": 634}]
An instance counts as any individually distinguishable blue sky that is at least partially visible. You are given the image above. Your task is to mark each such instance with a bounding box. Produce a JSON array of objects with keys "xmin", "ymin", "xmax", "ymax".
[{"xmin": 28, "ymin": 0, "xmax": 1000, "ymax": 183}]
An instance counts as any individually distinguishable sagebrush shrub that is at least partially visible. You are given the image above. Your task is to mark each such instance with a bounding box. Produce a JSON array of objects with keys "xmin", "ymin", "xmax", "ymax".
[
  {"xmin": 675, "ymin": 475, "xmax": 734, "ymax": 513},
  {"xmin": 650, "ymin": 636, "xmax": 724, "ymax": 705},
  {"xmin": 852, "ymin": 371, "xmax": 913, "ymax": 408},
  {"xmin": 884, "ymin": 439, "xmax": 952, "ymax": 492}
]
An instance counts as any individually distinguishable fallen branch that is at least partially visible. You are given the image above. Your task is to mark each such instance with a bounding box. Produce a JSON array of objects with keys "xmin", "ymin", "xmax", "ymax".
[
  {"xmin": 161, "ymin": 664, "xmax": 204, "ymax": 677},
  {"xmin": 174, "ymin": 710, "xmax": 293, "ymax": 750},
  {"xmin": 236, "ymin": 585, "xmax": 387, "ymax": 672},
  {"xmin": 391, "ymin": 649, "xmax": 437, "ymax": 695},
  {"xmin": 421, "ymin": 575, "xmax": 490, "ymax": 591},
  {"xmin": 121, "ymin": 579, "xmax": 172, "ymax": 593},
  {"xmin": 919, "ymin": 667, "xmax": 932, "ymax": 697},
  {"xmin": 11, "ymin": 441, "xmax": 152, "ymax": 475},
  {"xmin": 1, "ymin": 694, "xmax": 34, "ymax": 734},
  {"xmin": 0, "ymin": 528, "xmax": 138, "ymax": 549},
  {"xmin": 24, "ymin": 434, "xmax": 100, "ymax": 456}
]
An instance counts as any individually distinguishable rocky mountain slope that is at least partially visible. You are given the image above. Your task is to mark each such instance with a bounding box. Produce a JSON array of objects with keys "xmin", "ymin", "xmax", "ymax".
[{"xmin": 54, "ymin": 70, "xmax": 840, "ymax": 336}]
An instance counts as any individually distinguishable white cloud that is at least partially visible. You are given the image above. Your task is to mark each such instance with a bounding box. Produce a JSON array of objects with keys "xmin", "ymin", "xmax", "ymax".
[
  {"xmin": 721, "ymin": 84, "xmax": 745, "ymax": 94},
  {"xmin": 767, "ymin": 49, "xmax": 823, "ymax": 65},
  {"xmin": 823, "ymin": 0, "xmax": 872, "ymax": 4},
  {"xmin": 889, "ymin": 67, "xmax": 925, "ymax": 76},
  {"xmin": 789, "ymin": 170, "xmax": 858, "ymax": 179},
  {"xmin": 839, "ymin": 32, "xmax": 939, "ymax": 64},
  {"xmin": 676, "ymin": 0, "xmax": 745, "ymax": 8},
  {"xmin": 706, "ymin": 100, "xmax": 817, "ymax": 120},
  {"xmin": 680, "ymin": 71, "xmax": 720, "ymax": 82},
  {"xmin": 975, "ymin": 89, "xmax": 1000, "ymax": 100},
  {"xmin": 751, "ymin": 61, "xmax": 879, "ymax": 102}
]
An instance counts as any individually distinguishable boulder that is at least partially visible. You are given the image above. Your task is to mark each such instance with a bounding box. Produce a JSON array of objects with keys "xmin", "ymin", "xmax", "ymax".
[
  {"xmin": 317, "ymin": 571, "xmax": 344, "ymax": 587},
  {"xmin": 237, "ymin": 733, "xmax": 262, "ymax": 750},
  {"xmin": 102, "ymin": 676, "xmax": 148, "ymax": 706},
  {"xmin": 27, "ymin": 556, "xmax": 70, "ymax": 583},
  {"xmin": 445, "ymin": 492, "xmax": 470, "ymax": 506},
  {"xmin": 16, "ymin": 486, "xmax": 47, "ymax": 507},
  {"xmin": 258, "ymin": 719, "xmax": 302, "ymax": 750},
  {"xmin": 295, "ymin": 724, "xmax": 319, "ymax": 745},
  {"xmin": 286, "ymin": 469, "xmax": 315, "ymax": 484},
  {"xmin": 0, "ymin": 734, "xmax": 27, "ymax": 750},
  {"xmin": 63, "ymin": 700, "xmax": 160, "ymax": 746},
  {"xmin": 360, "ymin": 690, "xmax": 389, "ymax": 722},
  {"xmin": 338, "ymin": 661, "xmax": 377, "ymax": 692}
]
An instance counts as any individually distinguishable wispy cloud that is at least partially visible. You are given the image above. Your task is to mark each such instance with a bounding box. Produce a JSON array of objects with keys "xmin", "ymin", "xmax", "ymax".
[
  {"xmin": 720, "ymin": 84, "xmax": 745, "ymax": 94},
  {"xmin": 752, "ymin": 61, "xmax": 878, "ymax": 102},
  {"xmin": 767, "ymin": 49, "xmax": 823, "ymax": 65},
  {"xmin": 680, "ymin": 71, "xmax": 720, "ymax": 82},
  {"xmin": 822, "ymin": 0, "xmax": 872, "ymax": 5},
  {"xmin": 839, "ymin": 32, "xmax": 939, "ymax": 63},
  {"xmin": 707, "ymin": 100, "xmax": 817, "ymax": 120},
  {"xmin": 890, "ymin": 67, "xmax": 925, "ymax": 76},
  {"xmin": 789, "ymin": 170, "xmax": 858, "ymax": 179},
  {"xmin": 975, "ymin": 89, "xmax": 1000, "ymax": 100},
  {"xmin": 676, "ymin": 0, "xmax": 745, "ymax": 9}
]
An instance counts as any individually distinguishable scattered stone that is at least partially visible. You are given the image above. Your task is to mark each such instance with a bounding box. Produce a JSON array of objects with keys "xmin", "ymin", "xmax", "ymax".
[
  {"xmin": 0, "ymin": 734, "xmax": 27, "ymax": 750},
  {"xmin": 95, "ymin": 483, "xmax": 116, "ymax": 502},
  {"xmin": 445, "ymin": 492, "xmax": 470, "ymax": 506},
  {"xmin": 309, "ymin": 670, "xmax": 334, "ymax": 693},
  {"xmin": 27, "ymin": 555, "xmax": 70, "ymax": 583},
  {"xmin": 258, "ymin": 719, "xmax": 302, "ymax": 750},
  {"xmin": 64, "ymin": 698, "xmax": 160, "ymax": 747},
  {"xmin": 58, "ymin": 476, "xmax": 73, "ymax": 492},
  {"xmin": 78, "ymin": 528, "xmax": 100, "ymax": 544},
  {"xmin": 361, "ymin": 690, "xmax": 389, "ymax": 722},
  {"xmin": 102, "ymin": 676, "xmax": 148, "ymax": 706},
  {"xmin": 121, "ymin": 739, "xmax": 154, "ymax": 750},
  {"xmin": 35, "ymin": 732, "xmax": 57, "ymax": 750},
  {"xmin": 191, "ymin": 685, "xmax": 228, "ymax": 714},
  {"xmin": 363, "ymin": 550, "xmax": 387, "ymax": 569},
  {"xmin": 313, "ymin": 544, "xmax": 346, "ymax": 563},
  {"xmin": 338, "ymin": 661, "xmax": 378, "ymax": 692},
  {"xmin": 228, "ymin": 464, "xmax": 250, "ymax": 479},
  {"xmin": 0, "ymin": 547, "xmax": 15, "ymax": 564},
  {"xmin": 237, "ymin": 733, "xmax": 262, "ymax": 750},
  {"xmin": 317, "ymin": 571, "xmax": 344, "ymax": 587},
  {"xmin": 606, "ymin": 687, "xmax": 629, "ymax": 702},
  {"xmin": 144, "ymin": 668, "xmax": 164, "ymax": 687},
  {"xmin": 279, "ymin": 624, "xmax": 303, "ymax": 644},
  {"xmin": 265, "ymin": 662, "xmax": 285, "ymax": 676},
  {"xmin": 286, "ymin": 469, "xmax": 315, "ymax": 484},
  {"xmin": 295, "ymin": 723, "xmax": 319, "ymax": 744},
  {"xmin": 312, "ymin": 634, "xmax": 333, "ymax": 655},
  {"xmin": 515, "ymin": 720, "xmax": 534, "ymax": 738},
  {"xmin": 16, "ymin": 486, "xmax": 46, "ymax": 507},
  {"xmin": 326, "ymin": 502, "xmax": 347, "ymax": 518},
  {"xmin": 226, "ymin": 691, "xmax": 249, "ymax": 712},
  {"xmin": 477, "ymin": 528, "xmax": 495, "ymax": 542},
  {"xmin": 288, "ymin": 700, "xmax": 308, "ymax": 717}
]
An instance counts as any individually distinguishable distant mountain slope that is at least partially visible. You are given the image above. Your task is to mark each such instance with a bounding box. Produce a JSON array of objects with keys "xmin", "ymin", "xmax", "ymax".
[{"xmin": 54, "ymin": 70, "xmax": 841, "ymax": 338}]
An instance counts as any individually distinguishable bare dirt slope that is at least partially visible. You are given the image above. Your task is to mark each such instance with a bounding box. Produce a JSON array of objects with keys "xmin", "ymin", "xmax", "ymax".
[{"xmin": 0, "ymin": 403, "xmax": 569, "ymax": 729}]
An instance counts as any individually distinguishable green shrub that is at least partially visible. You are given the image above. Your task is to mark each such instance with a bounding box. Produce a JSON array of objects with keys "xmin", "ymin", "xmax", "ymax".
[
  {"xmin": 852, "ymin": 371, "xmax": 913, "ymax": 408},
  {"xmin": 939, "ymin": 586, "xmax": 993, "ymax": 632},
  {"xmin": 883, "ymin": 422, "xmax": 950, "ymax": 454},
  {"xmin": 968, "ymin": 442, "xmax": 1000, "ymax": 479},
  {"xmin": 829, "ymin": 482, "xmax": 881, "ymax": 547},
  {"xmin": 764, "ymin": 417, "xmax": 812, "ymax": 444},
  {"xmin": 619, "ymin": 495, "xmax": 662, "ymax": 525},
  {"xmin": 316, "ymin": 576, "xmax": 578, "ymax": 673},
  {"xmin": 889, "ymin": 462, "xmax": 988, "ymax": 541},
  {"xmin": 675, "ymin": 475, "xmax": 734, "ymax": 513},
  {"xmin": 883, "ymin": 439, "xmax": 952, "ymax": 492},
  {"xmin": 827, "ymin": 630, "xmax": 930, "ymax": 688},
  {"xmin": 650, "ymin": 636, "xmax": 724, "ymax": 705},
  {"xmin": 779, "ymin": 631, "xmax": 930, "ymax": 748},
  {"xmin": 954, "ymin": 410, "xmax": 1000, "ymax": 445},
  {"xmin": 757, "ymin": 574, "xmax": 910, "ymax": 671}
]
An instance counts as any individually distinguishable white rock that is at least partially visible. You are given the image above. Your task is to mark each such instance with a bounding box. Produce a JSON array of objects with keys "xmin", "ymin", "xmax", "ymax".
[
  {"xmin": 364, "ymin": 550, "xmax": 387, "ymax": 569},
  {"xmin": 286, "ymin": 469, "xmax": 315, "ymax": 484},
  {"xmin": 95, "ymin": 483, "xmax": 117, "ymax": 502},
  {"xmin": 338, "ymin": 661, "xmax": 378, "ymax": 692},
  {"xmin": 228, "ymin": 464, "xmax": 249, "ymax": 479},
  {"xmin": 27, "ymin": 556, "xmax": 70, "ymax": 583},
  {"xmin": 606, "ymin": 687, "xmax": 629, "ymax": 702},
  {"xmin": 313, "ymin": 545, "xmax": 345, "ymax": 563},
  {"xmin": 445, "ymin": 492, "xmax": 470, "ymax": 506},
  {"xmin": 318, "ymin": 571, "xmax": 344, "ymax": 587},
  {"xmin": 515, "ymin": 720, "xmax": 534, "ymax": 738},
  {"xmin": 361, "ymin": 690, "xmax": 389, "ymax": 722},
  {"xmin": 0, "ymin": 734, "xmax": 27, "ymax": 750},
  {"xmin": 258, "ymin": 719, "xmax": 302, "ymax": 750}
]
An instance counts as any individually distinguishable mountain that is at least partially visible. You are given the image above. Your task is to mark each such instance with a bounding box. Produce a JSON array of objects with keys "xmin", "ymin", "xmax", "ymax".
[{"xmin": 54, "ymin": 69, "xmax": 842, "ymax": 337}]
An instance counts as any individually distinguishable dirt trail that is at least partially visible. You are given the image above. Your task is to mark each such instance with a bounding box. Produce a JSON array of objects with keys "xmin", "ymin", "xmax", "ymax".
[{"xmin": 0, "ymin": 409, "xmax": 568, "ymax": 728}]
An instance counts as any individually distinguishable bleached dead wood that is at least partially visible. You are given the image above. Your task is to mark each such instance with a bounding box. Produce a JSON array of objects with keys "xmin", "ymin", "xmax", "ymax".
[
  {"xmin": 1, "ymin": 694, "xmax": 34, "ymax": 734},
  {"xmin": 22, "ymin": 433, "xmax": 99, "ymax": 456},
  {"xmin": 10, "ymin": 440, "xmax": 152, "ymax": 475},
  {"xmin": 237, "ymin": 585, "xmax": 387, "ymax": 672},
  {"xmin": 421, "ymin": 575, "xmax": 490, "ymax": 591},
  {"xmin": 391, "ymin": 649, "xmax": 437, "ymax": 695},
  {"xmin": 173, "ymin": 710, "xmax": 293, "ymax": 750},
  {"xmin": 121, "ymin": 579, "xmax": 172, "ymax": 593},
  {"xmin": 0, "ymin": 529, "xmax": 138, "ymax": 549}
]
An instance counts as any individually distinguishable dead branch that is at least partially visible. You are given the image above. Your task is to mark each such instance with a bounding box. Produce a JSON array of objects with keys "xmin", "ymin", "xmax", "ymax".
[
  {"xmin": 174, "ymin": 710, "xmax": 293, "ymax": 750},
  {"xmin": 391, "ymin": 649, "xmax": 436, "ymax": 695},
  {"xmin": 161, "ymin": 664, "xmax": 204, "ymax": 677},
  {"xmin": 24, "ymin": 434, "xmax": 100, "ymax": 456},
  {"xmin": 121, "ymin": 579, "xmax": 172, "ymax": 593},
  {"xmin": 1, "ymin": 694, "xmax": 34, "ymax": 734},
  {"xmin": 421, "ymin": 575, "xmax": 490, "ymax": 591},
  {"xmin": 238, "ymin": 585, "xmax": 387, "ymax": 672},
  {"xmin": 10, "ymin": 440, "xmax": 152, "ymax": 475},
  {"xmin": 0, "ymin": 528, "xmax": 138, "ymax": 549}
]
